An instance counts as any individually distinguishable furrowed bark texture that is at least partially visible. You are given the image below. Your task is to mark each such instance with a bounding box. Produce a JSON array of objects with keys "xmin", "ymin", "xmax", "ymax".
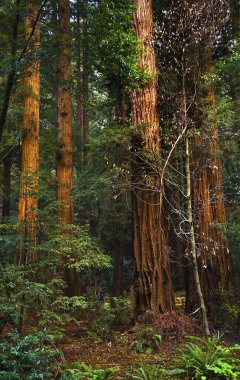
[
  {"xmin": 186, "ymin": 89, "xmax": 234, "ymax": 313},
  {"xmin": 131, "ymin": 0, "xmax": 174, "ymax": 320},
  {"xmin": 16, "ymin": 1, "xmax": 40, "ymax": 265},
  {"xmin": 57, "ymin": 0, "xmax": 81, "ymax": 296}
]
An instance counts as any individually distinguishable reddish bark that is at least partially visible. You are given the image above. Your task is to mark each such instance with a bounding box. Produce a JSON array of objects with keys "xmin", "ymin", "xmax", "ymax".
[
  {"xmin": 56, "ymin": 0, "xmax": 80, "ymax": 296},
  {"xmin": 16, "ymin": 1, "xmax": 40, "ymax": 265},
  {"xmin": 185, "ymin": 89, "xmax": 234, "ymax": 314},
  {"xmin": 131, "ymin": 0, "xmax": 174, "ymax": 320}
]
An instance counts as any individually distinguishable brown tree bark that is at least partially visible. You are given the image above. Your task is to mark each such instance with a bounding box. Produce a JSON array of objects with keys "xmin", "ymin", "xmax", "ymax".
[
  {"xmin": 56, "ymin": 0, "xmax": 80, "ymax": 296},
  {"xmin": 185, "ymin": 88, "xmax": 234, "ymax": 315},
  {"xmin": 130, "ymin": 0, "xmax": 174, "ymax": 320},
  {"xmin": 15, "ymin": 1, "xmax": 40, "ymax": 265},
  {"xmin": 186, "ymin": 135, "xmax": 210, "ymax": 335}
]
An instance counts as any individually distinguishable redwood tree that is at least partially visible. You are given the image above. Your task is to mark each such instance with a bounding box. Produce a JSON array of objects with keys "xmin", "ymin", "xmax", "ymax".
[
  {"xmin": 16, "ymin": 1, "xmax": 40, "ymax": 265},
  {"xmin": 156, "ymin": 0, "xmax": 234, "ymax": 317},
  {"xmin": 186, "ymin": 85, "xmax": 235, "ymax": 313},
  {"xmin": 130, "ymin": 0, "xmax": 174, "ymax": 320},
  {"xmin": 56, "ymin": 0, "xmax": 80, "ymax": 295}
]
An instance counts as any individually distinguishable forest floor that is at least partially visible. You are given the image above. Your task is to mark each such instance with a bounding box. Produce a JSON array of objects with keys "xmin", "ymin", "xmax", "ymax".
[
  {"xmin": 59, "ymin": 321, "xmax": 181, "ymax": 379},
  {"xmin": 58, "ymin": 299, "xmax": 240, "ymax": 379},
  {"xmin": 57, "ymin": 312, "xmax": 191, "ymax": 374}
]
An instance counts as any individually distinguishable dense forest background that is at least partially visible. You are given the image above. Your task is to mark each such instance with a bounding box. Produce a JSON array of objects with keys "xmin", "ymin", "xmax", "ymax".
[{"xmin": 0, "ymin": 0, "xmax": 240, "ymax": 379}]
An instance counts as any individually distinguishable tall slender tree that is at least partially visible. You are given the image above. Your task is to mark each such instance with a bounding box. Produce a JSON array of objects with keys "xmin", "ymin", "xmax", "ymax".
[
  {"xmin": 130, "ymin": 0, "xmax": 174, "ymax": 320},
  {"xmin": 56, "ymin": 0, "xmax": 81, "ymax": 295},
  {"xmin": 16, "ymin": 0, "xmax": 40, "ymax": 265}
]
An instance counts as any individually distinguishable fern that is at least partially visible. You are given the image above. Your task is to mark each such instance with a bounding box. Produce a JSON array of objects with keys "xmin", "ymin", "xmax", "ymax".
[{"xmin": 168, "ymin": 336, "xmax": 240, "ymax": 379}]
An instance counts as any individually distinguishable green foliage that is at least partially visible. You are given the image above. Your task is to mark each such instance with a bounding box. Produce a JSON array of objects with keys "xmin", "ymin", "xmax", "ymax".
[
  {"xmin": 91, "ymin": 0, "xmax": 148, "ymax": 87},
  {"xmin": 88, "ymin": 309, "xmax": 115, "ymax": 341},
  {"xmin": 213, "ymin": 302, "xmax": 240, "ymax": 331},
  {"xmin": 38, "ymin": 224, "xmax": 111, "ymax": 274},
  {"xmin": 110, "ymin": 297, "xmax": 130, "ymax": 325},
  {"xmin": 61, "ymin": 362, "xmax": 120, "ymax": 380},
  {"xmin": 214, "ymin": 222, "xmax": 240, "ymax": 292},
  {"xmin": 129, "ymin": 366, "xmax": 164, "ymax": 380},
  {"xmin": 0, "ymin": 331, "xmax": 60, "ymax": 380},
  {"xmin": 167, "ymin": 336, "xmax": 240, "ymax": 379},
  {"xmin": 87, "ymin": 298, "xmax": 129, "ymax": 341},
  {"xmin": 133, "ymin": 327, "xmax": 162, "ymax": 353},
  {"xmin": 0, "ymin": 263, "xmax": 88, "ymax": 333}
]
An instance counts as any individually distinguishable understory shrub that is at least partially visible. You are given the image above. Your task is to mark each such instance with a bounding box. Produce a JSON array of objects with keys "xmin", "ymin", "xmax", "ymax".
[
  {"xmin": 129, "ymin": 365, "xmax": 164, "ymax": 380},
  {"xmin": 133, "ymin": 327, "xmax": 162, "ymax": 353},
  {"xmin": 61, "ymin": 362, "xmax": 120, "ymax": 380},
  {"xmin": 0, "ymin": 331, "xmax": 61, "ymax": 380},
  {"xmin": 167, "ymin": 335, "xmax": 240, "ymax": 379}
]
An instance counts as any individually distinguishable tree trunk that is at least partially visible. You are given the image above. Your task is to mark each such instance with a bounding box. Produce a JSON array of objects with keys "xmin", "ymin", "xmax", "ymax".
[
  {"xmin": 15, "ymin": 1, "xmax": 40, "ymax": 265},
  {"xmin": 56, "ymin": 0, "xmax": 80, "ymax": 296},
  {"xmin": 186, "ymin": 135, "xmax": 210, "ymax": 335},
  {"xmin": 186, "ymin": 101, "xmax": 234, "ymax": 313},
  {"xmin": 130, "ymin": 0, "xmax": 174, "ymax": 321}
]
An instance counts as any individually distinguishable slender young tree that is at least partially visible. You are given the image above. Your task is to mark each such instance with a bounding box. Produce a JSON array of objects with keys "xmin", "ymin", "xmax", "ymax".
[
  {"xmin": 130, "ymin": 0, "xmax": 174, "ymax": 320},
  {"xmin": 56, "ymin": 0, "xmax": 81, "ymax": 295},
  {"xmin": 16, "ymin": 1, "xmax": 40, "ymax": 265}
]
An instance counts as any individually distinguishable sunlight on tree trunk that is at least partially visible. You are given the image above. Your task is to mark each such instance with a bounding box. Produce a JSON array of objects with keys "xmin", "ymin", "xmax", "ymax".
[{"xmin": 16, "ymin": 1, "xmax": 40, "ymax": 265}]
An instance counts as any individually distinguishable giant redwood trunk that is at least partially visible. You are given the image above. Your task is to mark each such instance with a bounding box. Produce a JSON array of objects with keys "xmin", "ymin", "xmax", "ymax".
[
  {"xmin": 130, "ymin": 0, "xmax": 174, "ymax": 320},
  {"xmin": 15, "ymin": 1, "xmax": 40, "ymax": 265},
  {"xmin": 185, "ymin": 88, "xmax": 234, "ymax": 314},
  {"xmin": 57, "ymin": 0, "xmax": 80, "ymax": 295}
]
